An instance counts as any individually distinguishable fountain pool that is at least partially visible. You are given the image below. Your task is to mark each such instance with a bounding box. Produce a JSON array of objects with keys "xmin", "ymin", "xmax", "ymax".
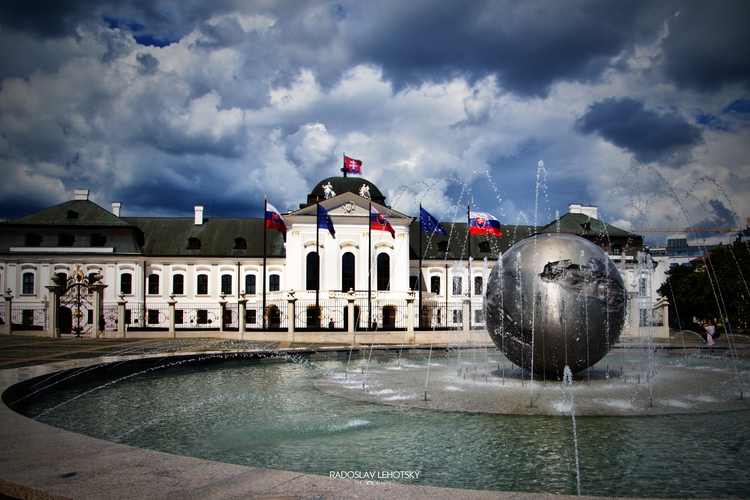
[{"xmin": 14, "ymin": 347, "xmax": 750, "ymax": 498}]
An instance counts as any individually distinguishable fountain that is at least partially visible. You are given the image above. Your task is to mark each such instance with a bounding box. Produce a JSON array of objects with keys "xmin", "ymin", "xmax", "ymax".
[
  {"xmin": 3, "ymin": 168, "xmax": 750, "ymax": 498},
  {"xmin": 485, "ymin": 233, "xmax": 627, "ymax": 378}
]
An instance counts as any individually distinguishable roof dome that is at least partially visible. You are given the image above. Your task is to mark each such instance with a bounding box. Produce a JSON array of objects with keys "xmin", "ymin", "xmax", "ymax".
[{"xmin": 302, "ymin": 176, "xmax": 386, "ymax": 207}]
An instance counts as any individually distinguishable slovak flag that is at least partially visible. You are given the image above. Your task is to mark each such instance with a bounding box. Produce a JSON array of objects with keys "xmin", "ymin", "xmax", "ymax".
[
  {"xmin": 370, "ymin": 206, "xmax": 395, "ymax": 238},
  {"xmin": 344, "ymin": 155, "xmax": 362, "ymax": 175},
  {"xmin": 265, "ymin": 203, "xmax": 287, "ymax": 233},
  {"xmin": 469, "ymin": 211, "xmax": 502, "ymax": 236}
]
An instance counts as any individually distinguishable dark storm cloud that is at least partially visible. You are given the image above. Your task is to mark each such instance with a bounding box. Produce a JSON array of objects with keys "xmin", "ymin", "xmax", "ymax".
[
  {"xmin": 575, "ymin": 97, "xmax": 702, "ymax": 168},
  {"xmin": 693, "ymin": 199, "xmax": 738, "ymax": 229},
  {"xmin": 0, "ymin": 0, "xmax": 117, "ymax": 38},
  {"xmin": 661, "ymin": 1, "xmax": 750, "ymax": 92},
  {"xmin": 348, "ymin": 0, "xmax": 672, "ymax": 97}
]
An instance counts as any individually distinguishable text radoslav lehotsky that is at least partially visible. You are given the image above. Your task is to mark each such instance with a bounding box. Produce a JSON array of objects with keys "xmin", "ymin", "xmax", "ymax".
[{"xmin": 330, "ymin": 470, "xmax": 421, "ymax": 480}]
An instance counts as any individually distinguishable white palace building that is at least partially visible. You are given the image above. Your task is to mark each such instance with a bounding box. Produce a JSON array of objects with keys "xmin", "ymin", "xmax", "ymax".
[{"xmin": 0, "ymin": 176, "xmax": 668, "ymax": 342}]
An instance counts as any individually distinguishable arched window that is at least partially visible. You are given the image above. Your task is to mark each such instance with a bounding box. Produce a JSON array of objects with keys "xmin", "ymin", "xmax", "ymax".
[
  {"xmin": 22, "ymin": 273, "xmax": 34, "ymax": 294},
  {"xmin": 24, "ymin": 233, "xmax": 42, "ymax": 246},
  {"xmin": 172, "ymin": 274, "xmax": 184, "ymax": 294},
  {"xmin": 120, "ymin": 273, "xmax": 132, "ymax": 294},
  {"xmin": 221, "ymin": 274, "xmax": 232, "ymax": 295},
  {"xmin": 245, "ymin": 275, "xmax": 256, "ymax": 294},
  {"xmin": 196, "ymin": 274, "xmax": 208, "ymax": 295},
  {"xmin": 90, "ymin": 233, "xmax": 107, "ymax": 247},
  {"xmin": 376, "ymin": 253, "xmax": 390, "ymax": 291},
  {"xmin": 341, "ymin": 252, "xmax": 355, "ymax": 292},
  {"xmin": 306, "ymin": 252, "xmax": 319, "ymax": 291},
  {"xmin": 269, "ymin": 274, "xmax": 280, "ymax": 291},
  {"xmin": 474, "ymin": 276, "xmax": 483, "ymax": 295},
  {"xmin": 147, "ymin": 274, "xmax": 160, "ymax": 295},
  {"xmin": 409, "ymin": 276, "xmax": 418, "ymax": 291},
  {"xmin": 452, "ymin": 276, "xmax": 462, "ymax": 295},
  {"xmin": 187, "ymin": 237, "xmax": 201, "ymax": 250},
  {"xmin": 58, "ymin": 233, "xmax": 75, "ymax": 246}
]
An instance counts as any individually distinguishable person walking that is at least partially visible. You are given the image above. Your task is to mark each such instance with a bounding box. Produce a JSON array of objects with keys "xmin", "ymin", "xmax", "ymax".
[{"xmin": 705, "ymin": 319, "xmax": 717, "ymax": 346}]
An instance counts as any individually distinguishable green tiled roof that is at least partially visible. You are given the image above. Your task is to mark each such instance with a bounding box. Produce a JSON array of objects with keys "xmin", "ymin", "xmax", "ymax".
[
  {"xmin": 9, "ymin": 200, "xmax": 133, "ymax": 226},
  {"xmin": 124, "ymin": 217, "xmax": 285, "ymax": 258},
  {"xmin": 538, "ymin": 213, "xmax": 633, "ymax": 235}
]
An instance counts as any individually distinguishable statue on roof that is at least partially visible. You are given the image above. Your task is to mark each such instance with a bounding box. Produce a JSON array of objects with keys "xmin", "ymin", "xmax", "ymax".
[
  {"xmin": 323, "ymin": 182, "xmax": 336, "ymax": 199},
  {"xmin": 359, "ymin": 184, "xmax": 371, "ymax": 200}
]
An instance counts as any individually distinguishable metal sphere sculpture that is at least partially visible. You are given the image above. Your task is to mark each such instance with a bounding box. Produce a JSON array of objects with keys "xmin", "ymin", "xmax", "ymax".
[{"xmin": 484, "ymin": 233, "xmax": 627, "ymax": 379}]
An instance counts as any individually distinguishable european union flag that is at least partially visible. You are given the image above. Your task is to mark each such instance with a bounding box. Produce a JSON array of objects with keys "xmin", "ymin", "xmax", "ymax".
[
  {"xmin": 420, "ymin": 207, "xmax": 447, "ymax": 235},
  {"xmin": 317, "ymin": 204, "xmax": 336, "ymax": 238}
]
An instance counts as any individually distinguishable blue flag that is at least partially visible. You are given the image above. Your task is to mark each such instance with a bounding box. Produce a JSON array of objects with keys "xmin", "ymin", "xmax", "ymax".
[
  {"xmin": 317, "ymin": 204, "xmax": 336, "ymax": 238},
  {"xmin": 420, "ymin": 207, "xmax": 447, "ymax": 235}
]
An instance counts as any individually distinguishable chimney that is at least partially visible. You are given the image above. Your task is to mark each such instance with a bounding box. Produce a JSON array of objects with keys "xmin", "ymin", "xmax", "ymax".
[
  {"xmin": 112, "ymin": 202, "xmax": 122, "ymax": 217},
  {"xmin": 568, "ymin": 203, "xmax": 598, "ymax": 220},
  {"xmin": 194, "ymin": 206, "xmax": 204, "ymax": 225},
  {"xmin": 74, "ymin": 189, "xmax": 90, "ymax": 201}
]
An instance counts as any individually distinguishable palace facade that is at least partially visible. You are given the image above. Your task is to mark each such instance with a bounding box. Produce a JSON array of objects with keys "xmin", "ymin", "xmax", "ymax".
[{"xmin": 0, "ymin": 176, "xmax": 666, "ymax": 339}]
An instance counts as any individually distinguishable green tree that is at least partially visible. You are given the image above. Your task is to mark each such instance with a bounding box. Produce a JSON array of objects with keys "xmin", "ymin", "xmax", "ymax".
[{"xmin": 658, "ymin": 239, "xmax": 750, "ymax": 330}]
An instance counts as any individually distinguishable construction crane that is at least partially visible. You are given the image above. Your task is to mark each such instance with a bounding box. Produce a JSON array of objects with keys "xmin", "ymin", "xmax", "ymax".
[{"xmin": 633, "ymin": 218, "xmax": 750, "ymax": 233}]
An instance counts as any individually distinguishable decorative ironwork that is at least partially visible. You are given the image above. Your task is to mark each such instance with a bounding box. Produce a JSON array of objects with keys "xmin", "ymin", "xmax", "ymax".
[{"xmin": 56, "ymin": 265, "xmax": 102, "ymax": 336}]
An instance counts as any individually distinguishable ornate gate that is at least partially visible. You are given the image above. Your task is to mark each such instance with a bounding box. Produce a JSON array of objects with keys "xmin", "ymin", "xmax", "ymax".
[{"xmin": 56, "ymin": 266, "xmax": 100, "ymax": 336}]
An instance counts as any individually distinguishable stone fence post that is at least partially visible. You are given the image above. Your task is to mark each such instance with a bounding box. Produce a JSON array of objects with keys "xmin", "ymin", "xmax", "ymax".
[
  {"xmin": 219, "ymin": 294, "xmax": 227, "ymax": 333},
  {"xmin": 238, "ymin": 293, "xmax": 247, "ymax": 339},
  {"xmin": 3, "ymin": 289, "xmax": 12, "ymax": 335},
  {"xmin": 287, "ymin": 291, "xmax": 297, "ymax": 337},
  {"xmin": 406, "ymin": 290, "xmax": 415, "ymax": 336},
  {"xmin": 462, "ymin": 296, "xmax": 471, "ymax": 332},
  {"xmin": 346, "ymin": 289, "xmax": 356, "ymax": 336},
  {"xmin": 117, "ymin": 294, "xmax": 127, "ymax": 338},
  {"xmin": 168, "ymin": 294, "xmax": 176, "ymax": 338}
]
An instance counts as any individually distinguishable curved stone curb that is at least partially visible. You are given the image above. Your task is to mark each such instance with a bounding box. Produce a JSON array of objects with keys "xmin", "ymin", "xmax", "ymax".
[{"xmin": 0, "ymin": 352, "xmax": 640, "ymax": 500}]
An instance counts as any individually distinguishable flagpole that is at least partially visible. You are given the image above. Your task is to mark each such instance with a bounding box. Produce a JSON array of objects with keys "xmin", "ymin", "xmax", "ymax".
[
  {"xmin": 418, "ymin": 201, "xmax": 423, "ymax": 330},
  {"xmin": 467, "ymin": 201, "xmax": 471, "ymax": 331},
  {"xmin": 368, "ymin": 200, "xmax": 372, "ymax": 329},
  {"xmin": 263, "ymin": 195, "xmax": 268, "ymax": 330},
  {"xmin": 316, "ymin": 202, "xmax": 321, "ymax": 328},
  {"xmin": 342, "ymin": 152, "xmax": 347, "ymax": 178}
]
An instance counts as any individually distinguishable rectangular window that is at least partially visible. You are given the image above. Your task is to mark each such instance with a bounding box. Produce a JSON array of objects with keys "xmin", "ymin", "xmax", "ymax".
[
  {"xmin": 197, "ymin": 274, "xmax": 208, "ymax": 295},
  {"xmin": 87, "ymin": 309, "xmax": 93, "ymax": 325},
  {"xmin": 639, "ymin": 277, "xmax": 648, "ymax": 297},
  {"xmin": 124, "ymin": 309, "xmax": 132, "ymax": 324},
  {"xmin": 269, "ymin": 274, "xmax": 280, "ymax": 292},
  {"xmin": 245, "ymin": 275, "xmax": 256, "ymax": 294},
  {"xmin": 221, "ymin": 274, "xmax": 232, "ymax": 295},
  {"xmin": 639, "ymin": 308, "xmax": 650, "ymax": 327},
  {"xmin": 431, "ymin": 276, "xmax": 440, "ymax": 294},
  {"xmin": 474, "ymin": 276, "xmax": 483, "ymax": 295},
  {"xmin": 120, "ymin": 273, "xmax": 132, "ymax": 295},
  {"xmin": 474, "ymin": 309, "xmax": 484, "ymax": 323},
  {"xmin": 174, "ymin": 310, "xmax": 184, "ymax": 325},
  {"xmin": 22, "ymin": 273, "xmax": 34, "ymax": 294},
  {"xmin": 223, "ymin": 309, "xmax": 233, "ymax": 325},
  {"xmin": 148, "ymin": 309, "xmax": 159, "ymax": 324},
  {"xmin": 452, "ymin": 309, "xmax": 462, "ymax": 324},
  {"xmin": 148, "ymin": 274, "xmax": 159, "ymax": 295},
  {"xmin": 246, "ymin": 309, "xmax": 257, "ymax": 324},
  {"xmin": 172, "ymin": 274, "xmax": 184, "ymax": 295},
  {"xmin": 452, "ymin": 276, "xmax": 462, "ymax": 295}
]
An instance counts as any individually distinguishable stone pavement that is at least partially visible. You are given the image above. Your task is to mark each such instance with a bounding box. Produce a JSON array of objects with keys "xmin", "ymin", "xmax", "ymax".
[{"xmin": 2, "ymin": 331, "xmax": 745, "ymax": 499}]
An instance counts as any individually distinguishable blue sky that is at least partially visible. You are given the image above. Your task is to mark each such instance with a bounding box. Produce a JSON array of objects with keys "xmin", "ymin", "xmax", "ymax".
[{"xmin": 0, "ymin": 1, "xmax": 748, "ymax": 245}]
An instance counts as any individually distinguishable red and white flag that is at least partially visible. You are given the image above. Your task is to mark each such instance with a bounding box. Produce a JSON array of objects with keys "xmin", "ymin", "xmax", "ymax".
[
  {"xmin": 370, "ymin": 206, "xmax": 395, "ymax": 238},
  {"xmin": 344, "ymin": 155, "xmax": 362, "ymax": 175}
]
